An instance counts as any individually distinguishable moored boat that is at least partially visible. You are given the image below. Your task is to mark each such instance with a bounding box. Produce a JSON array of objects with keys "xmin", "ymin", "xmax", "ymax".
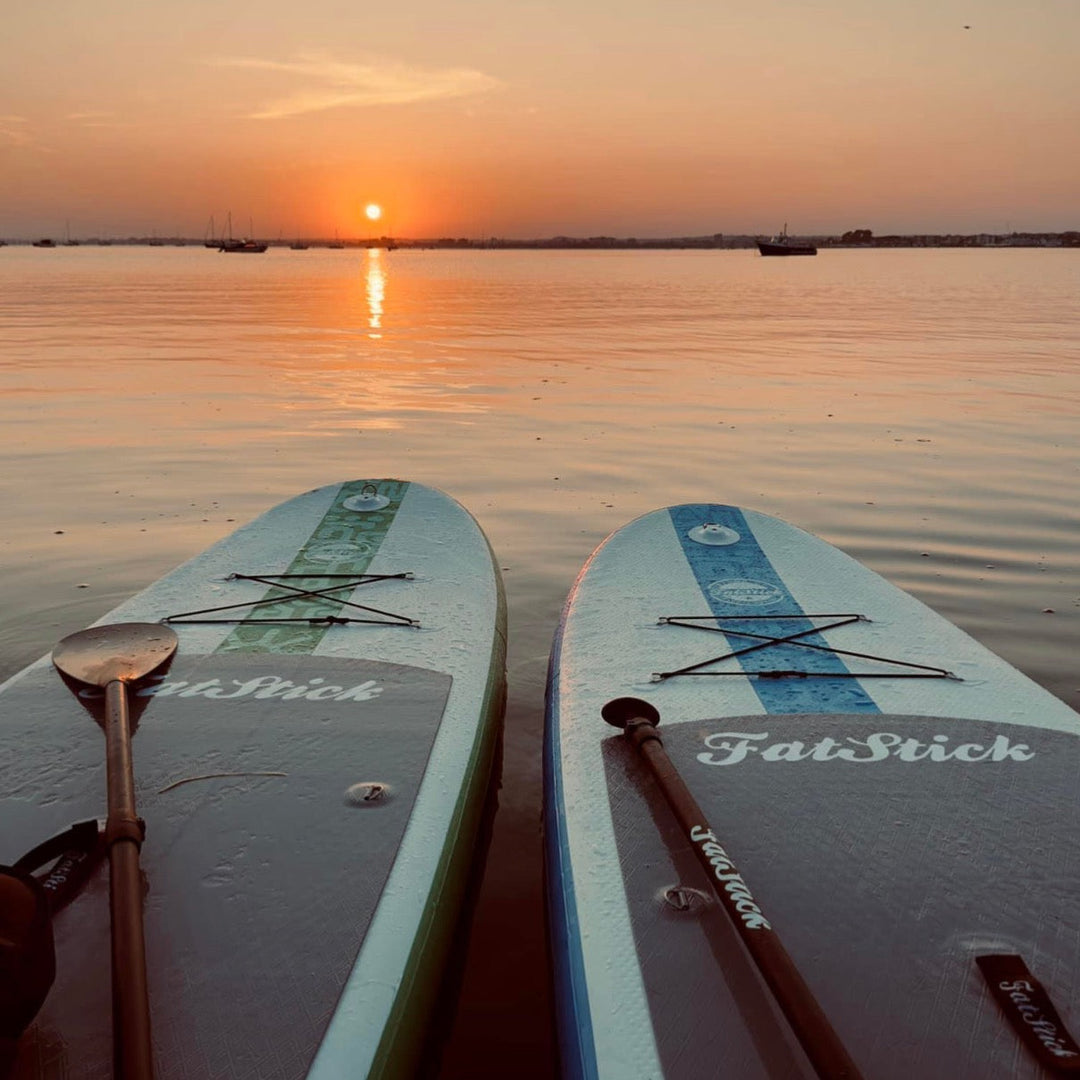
[
  {"xmin": 217, "ymin": 212, "xmax": 268, "ymax": 253},
  {"xmin": 757, "ymin": 224, "xmax": 817, "ymax": 256},
  {"xmin": 219, "ymin": 238, "xmax": 268, "ymax": 253}
]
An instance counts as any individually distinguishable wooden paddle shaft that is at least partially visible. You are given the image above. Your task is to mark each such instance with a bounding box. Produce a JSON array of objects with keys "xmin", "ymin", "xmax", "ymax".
[
  {"xmin": 104, "ymin": 679, "xmax": 154, "ymax": 1080},
  {"xmin": 626, "ymin": 719, "xmax": 864, "ymax": 1080}
]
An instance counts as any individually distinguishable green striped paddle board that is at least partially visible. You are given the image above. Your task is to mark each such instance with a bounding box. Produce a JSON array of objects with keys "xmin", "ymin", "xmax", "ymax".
[{"xmin": 1, "ymin": 479, "xmax": 506, "ymax": 1078}]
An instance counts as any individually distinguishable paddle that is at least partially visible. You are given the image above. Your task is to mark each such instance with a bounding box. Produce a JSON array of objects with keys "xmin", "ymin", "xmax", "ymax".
[
  {"xmin": 601, "ymin": 697, "xmax": 864, "ymax": 1080},
  {"xmin": 53, "ymin": 622, "xmax": 178, "ymax": 1080}
]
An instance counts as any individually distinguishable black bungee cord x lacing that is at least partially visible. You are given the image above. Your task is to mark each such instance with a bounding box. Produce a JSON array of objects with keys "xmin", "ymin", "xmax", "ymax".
[
  {"xmin": 652, "ymin": 613, "xmax": 959, "ymax": 682},
  {"xmin": 163, "ymin": 571, "xmax": 419, "ymax": 628}
]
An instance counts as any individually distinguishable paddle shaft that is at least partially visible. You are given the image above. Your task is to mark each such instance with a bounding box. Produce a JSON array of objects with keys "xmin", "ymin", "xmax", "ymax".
[
  {"xmin": 104, "ymin": 679, "xmax": 154, "ymax": 1080},
  {"xmin": 624, "ymin": 718, "xmax": 864, "ymax": 1080}
]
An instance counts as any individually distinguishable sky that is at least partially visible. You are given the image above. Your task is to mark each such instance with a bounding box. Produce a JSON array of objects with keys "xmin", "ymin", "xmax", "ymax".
[{"xmin": 2, "ymin": 0, "xmax": 1078, "ymax": 239}]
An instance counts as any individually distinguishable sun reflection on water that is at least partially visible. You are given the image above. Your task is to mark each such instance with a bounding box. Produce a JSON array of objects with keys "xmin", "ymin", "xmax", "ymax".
[{"xmin": 366, "ymin": 248, "xmax": 384, "ymax": 337}]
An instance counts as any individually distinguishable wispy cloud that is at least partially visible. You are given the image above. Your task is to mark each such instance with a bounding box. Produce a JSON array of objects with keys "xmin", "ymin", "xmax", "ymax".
[
  {"xmin": 0, "ymin": 115, "xmax": 32, "ymax": 146},
  {"xmin": 209, "ymin": 52, "xmax": 503, "ymax": 120},
  {"xmin": 66, "ymin": 110, "xmax": 133, "ymax": 130},
  {"xmin": 0, "ymin": 115, "xmax": 55, "ymax": 153}
]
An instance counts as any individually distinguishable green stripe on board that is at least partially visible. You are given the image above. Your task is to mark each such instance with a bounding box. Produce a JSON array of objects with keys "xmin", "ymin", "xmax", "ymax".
[{"xmin": 214, "ymin": 479, "xmax": 410, "ymax": 655}]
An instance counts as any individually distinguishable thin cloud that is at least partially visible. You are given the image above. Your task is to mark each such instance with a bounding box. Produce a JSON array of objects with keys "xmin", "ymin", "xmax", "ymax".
[
  {"xmin": 0, "ymin": 115, "xmax": 30, "ymax": 144},
  {"xmin": 0, "ymin": 115, "xmax": 54, "ymax": 152},
  {"xmin": 210, "ymin": 53, "xmax": 503, "ymax": 120},
  {"xmin": 66, "ymin": 110, "xmax": 133, "ymax": 130}
]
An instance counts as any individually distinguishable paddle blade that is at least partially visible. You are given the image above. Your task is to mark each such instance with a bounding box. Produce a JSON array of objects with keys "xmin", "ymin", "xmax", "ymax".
[{"xmin": 52, "ymin": 623, "xmax": 178, "ymax": 688}]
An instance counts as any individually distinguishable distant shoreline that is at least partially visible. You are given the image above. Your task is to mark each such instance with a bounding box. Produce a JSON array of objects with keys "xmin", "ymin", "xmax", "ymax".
[{"xmin": 3, "ymin": 230, "xmax": 1078, "ymax": 249}]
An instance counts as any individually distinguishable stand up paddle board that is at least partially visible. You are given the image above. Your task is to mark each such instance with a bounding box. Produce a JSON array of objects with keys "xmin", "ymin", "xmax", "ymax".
[
  {"xmin": 1, "ymin": 479, "xmax": 506, "ymax": 1078},
  {"xmin": 546, "ymin": 504, "xmax": 1080, "ymax": 1079}
]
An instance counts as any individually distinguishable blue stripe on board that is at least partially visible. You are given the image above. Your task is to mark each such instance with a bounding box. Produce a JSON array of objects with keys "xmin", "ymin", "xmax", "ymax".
[
  {"xmin": 669, "ymin": 506, "xmax": 879, "ymax": 714},
  {"xmin": 544, "ymin": 629, "xmax": 600, "ymax": 1080}
]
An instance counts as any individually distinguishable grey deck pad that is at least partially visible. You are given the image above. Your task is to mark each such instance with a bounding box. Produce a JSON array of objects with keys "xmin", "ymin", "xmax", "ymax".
[
  {"xmin": 603, "ymin": 713, "xmax": 1080, "ymax": 1079},
  {"xmin": 3, "ymin": 654, "xmax": 451, "ymax": 1079}
]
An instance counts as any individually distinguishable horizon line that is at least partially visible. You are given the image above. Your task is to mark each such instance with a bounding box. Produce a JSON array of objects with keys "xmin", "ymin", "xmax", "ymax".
[{"xmin": 3, "ymin": 227, "xmax": 1079, "ymax": 248}]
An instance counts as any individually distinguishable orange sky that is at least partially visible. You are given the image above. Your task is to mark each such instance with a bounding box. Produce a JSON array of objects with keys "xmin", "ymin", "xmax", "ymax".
[{"xmin": 3, "ymin": 0, "xmax": 1078, "ymax": 239}]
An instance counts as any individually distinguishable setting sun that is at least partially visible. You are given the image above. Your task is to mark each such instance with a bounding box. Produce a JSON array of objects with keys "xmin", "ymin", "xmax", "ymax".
[{"xmin": 365, "ymin": 204, "xmax": 382, "ymax": 221}]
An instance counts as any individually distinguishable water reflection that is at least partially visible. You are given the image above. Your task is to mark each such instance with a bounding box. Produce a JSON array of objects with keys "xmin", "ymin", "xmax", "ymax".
[
  {"xmin": 0, "ymin": 247, "xmax": 1078, "ymax": 1080},
  {"xmin": 366, "ymin": 248, "xmax": 384, "ymax": 337}
]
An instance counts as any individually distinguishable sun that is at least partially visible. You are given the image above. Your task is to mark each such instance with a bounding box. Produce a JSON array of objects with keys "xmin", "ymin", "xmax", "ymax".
[{"xmin": 365, "ymin": 204, "xmax": 382, "ymax": 222}]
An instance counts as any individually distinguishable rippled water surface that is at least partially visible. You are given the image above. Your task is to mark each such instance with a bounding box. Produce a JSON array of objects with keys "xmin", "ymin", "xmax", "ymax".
[{"xmin": 1, "ymin": 246, "xmax": 1078, "ymax": 1075}]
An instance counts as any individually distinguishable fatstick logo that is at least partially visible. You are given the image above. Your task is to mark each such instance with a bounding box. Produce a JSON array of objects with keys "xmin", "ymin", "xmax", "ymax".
[
  {"xmin": 688, "ymin": 825, "xmax": 771, "ymax": 930},
  {"xmin": 706, "ymin": 579, "xmax": 784, "ymax": 605},
  {"xmin": 696, "ymin": 731, "xmax": 1036, "ymax": 766},
  {"xmin": 78, "ymin": 674, "xmax": 384, "ymax": 703}
]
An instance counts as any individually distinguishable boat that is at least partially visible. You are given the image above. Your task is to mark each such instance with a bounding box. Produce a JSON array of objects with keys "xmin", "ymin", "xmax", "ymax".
[
  {"xmin": 217, "ymin": 213, "xmax": 267, "ymax": 254},
  {"xmin": 289, "ymin": 239, "xmax": 309, "ymax": 250},
  {"xmin": 32, "ymin": 239, "xmax": 55, "ymax": 248},
  {"xmin": 757, "ymin": 224, "xmax": 817, "ymax": 256},
  {"xmin": 219, "ymin": 238, "xmax": 267, "ymax": 253}
]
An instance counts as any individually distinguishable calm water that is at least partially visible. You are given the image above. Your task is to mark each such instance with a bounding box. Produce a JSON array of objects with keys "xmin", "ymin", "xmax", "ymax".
[{"xmin": 2, "ymin": 246, "xmax": 1078, "ymax": 1076}]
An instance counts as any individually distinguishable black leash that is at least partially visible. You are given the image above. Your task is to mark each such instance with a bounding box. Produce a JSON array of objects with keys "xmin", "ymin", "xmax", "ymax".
[{"xmin": 1, "ymin": 821, "xmax": 105, "ymax": 1053}]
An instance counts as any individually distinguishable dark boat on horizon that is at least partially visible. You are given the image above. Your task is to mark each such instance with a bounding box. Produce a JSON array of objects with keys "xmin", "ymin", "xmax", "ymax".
[
  {"xmin": 216, "ymin": 212, "xmax": 268, "ymax": 253},
  {"xmin": 219, "ymin": 238, "xmax": 268, "ymax": 253},
  {"xmin": 757, "ymin": 225, "xmax": 817, "ymax": 256}
]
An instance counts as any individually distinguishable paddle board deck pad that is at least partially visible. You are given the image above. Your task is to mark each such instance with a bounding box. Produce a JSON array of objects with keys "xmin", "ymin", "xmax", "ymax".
[
  {"xmin": 545, "ymin": 504, "xmax": 1080, "ymax": 1079},
  {"xmin": 1, "ymin": 479, "xmax": 506, "ymax": 1078}
]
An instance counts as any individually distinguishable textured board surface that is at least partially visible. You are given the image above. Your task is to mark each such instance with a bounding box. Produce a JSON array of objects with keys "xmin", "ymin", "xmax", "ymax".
[
  {"xmin": 2, "ymin": 479, "xmax": 506, "ymax": 1079},
  {"xmin": 545, "ymin": 505, "xmax": 1080, "ymax": 1080}
]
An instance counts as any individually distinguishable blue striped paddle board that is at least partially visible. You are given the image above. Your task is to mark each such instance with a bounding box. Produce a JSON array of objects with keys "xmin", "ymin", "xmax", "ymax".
[{"xmin": 545, "ymin": 505, "xmax": 1080, "ymax": 1079}]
